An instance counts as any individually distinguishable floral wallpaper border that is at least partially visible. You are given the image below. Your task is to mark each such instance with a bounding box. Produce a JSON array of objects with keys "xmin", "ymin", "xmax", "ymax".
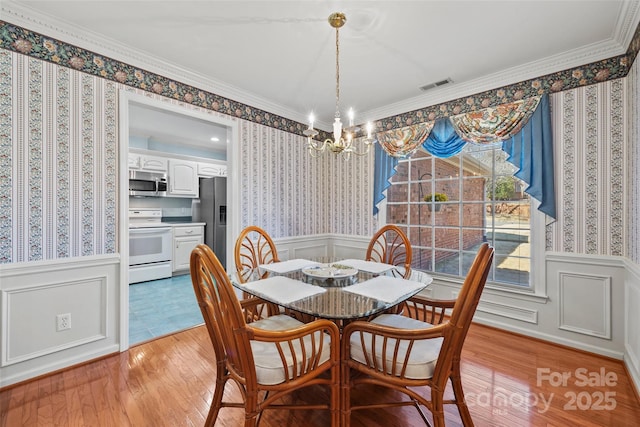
[{"xmin": 0, "ymin": 19, "xmax": 639, "ymax": 136}]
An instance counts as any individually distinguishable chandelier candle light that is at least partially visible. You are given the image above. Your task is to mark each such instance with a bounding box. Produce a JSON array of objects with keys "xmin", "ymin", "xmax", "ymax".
[{"xmin": 304, "ymin": 12, "xmax": 375, "ymax": 159}]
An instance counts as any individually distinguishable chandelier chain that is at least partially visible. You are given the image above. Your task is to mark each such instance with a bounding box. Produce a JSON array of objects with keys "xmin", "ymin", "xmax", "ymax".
[{"xmin": 335, "ymin": 26, "xmax": 340, "ymax": 119}]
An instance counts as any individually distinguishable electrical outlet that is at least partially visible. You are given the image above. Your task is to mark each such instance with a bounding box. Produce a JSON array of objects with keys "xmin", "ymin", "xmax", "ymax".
[{"xmin": 56, "ymin": 313, "xmax": 71, "ymax": 331}]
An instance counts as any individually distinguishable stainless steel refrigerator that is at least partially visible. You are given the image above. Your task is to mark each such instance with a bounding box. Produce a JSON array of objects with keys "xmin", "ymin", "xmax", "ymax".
[{"xmin": 197, "ymin": 177, "xmax": 227, "ymax": 268}]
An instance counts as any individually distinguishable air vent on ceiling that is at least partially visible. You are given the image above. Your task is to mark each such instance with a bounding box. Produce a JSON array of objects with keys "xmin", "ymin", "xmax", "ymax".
[{"xmin": 419, "ymin": 78, "xmax": 453, "ymax": 92}]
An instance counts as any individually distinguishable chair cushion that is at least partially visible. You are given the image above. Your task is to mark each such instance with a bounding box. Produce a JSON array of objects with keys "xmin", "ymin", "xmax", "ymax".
[
  {"xmin": 349, "ymin": 314, "xmax": 443, "ymax": 380},
  {"xmin": 250, "ymin": 314, "xmax": 332, "ymax": 385}
]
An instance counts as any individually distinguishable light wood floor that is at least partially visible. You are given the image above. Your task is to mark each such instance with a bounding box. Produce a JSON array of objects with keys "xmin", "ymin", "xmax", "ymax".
[{"xmin": 2, "ymin": 322, "xmax": 639, "ymax": 426}]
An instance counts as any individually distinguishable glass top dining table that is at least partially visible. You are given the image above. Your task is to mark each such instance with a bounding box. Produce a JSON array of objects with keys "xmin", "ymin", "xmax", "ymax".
[{"xmin": 230, "ymin": 259, "xmax": 433, "ymax": 321}]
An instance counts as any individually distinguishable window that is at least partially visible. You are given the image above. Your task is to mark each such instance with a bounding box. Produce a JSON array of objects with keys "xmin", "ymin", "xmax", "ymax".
[{"xmin": 385, "ymin": 144, "xmax": 533, "ymax": 288}]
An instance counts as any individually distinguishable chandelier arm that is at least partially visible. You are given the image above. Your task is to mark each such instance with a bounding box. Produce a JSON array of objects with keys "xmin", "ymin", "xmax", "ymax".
[
  {"xmin": 344, "ymin": 144, "xmax": 372, "ymax": 157},
  {"xmin": 307, "ymin": 137, "xmax": 328, "ymax": 153},
  {"xmin": 308, "ymin": 148, "xmax": 324, "ymax": 158}
]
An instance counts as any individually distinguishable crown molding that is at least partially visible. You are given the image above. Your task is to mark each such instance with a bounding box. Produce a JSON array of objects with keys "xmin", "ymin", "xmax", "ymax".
[
  {"xmin": 1, "ymin": 1, "xmax": 310, "ymax": 125},
  {"xmin": 365, "ymin": 36, "xmax": 628, "ymax": 122},
  {"xmin": 616, "ymin": 0, "xmax": 640, "ymax": 49}
]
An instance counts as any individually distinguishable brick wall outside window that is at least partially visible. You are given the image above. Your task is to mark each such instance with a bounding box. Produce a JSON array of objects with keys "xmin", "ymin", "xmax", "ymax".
[{"xmin": 384, "ymin": 147, "xmax": 531, "ymax": 285}]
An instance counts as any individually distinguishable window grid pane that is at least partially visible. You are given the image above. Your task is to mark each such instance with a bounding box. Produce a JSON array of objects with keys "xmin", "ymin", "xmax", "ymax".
[{"xmin": 390, "ymin": 146, "xmax": 531, "ymax": 288}]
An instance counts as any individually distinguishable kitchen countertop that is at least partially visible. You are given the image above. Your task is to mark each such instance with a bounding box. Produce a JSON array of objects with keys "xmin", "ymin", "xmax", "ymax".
[
  {"xmin": 162, "ymin": 217, "xmax": 205, "ymax": 226},
  {"xmin": 166, "ymin": 221, "xmax": 206, "ymax": 226}
]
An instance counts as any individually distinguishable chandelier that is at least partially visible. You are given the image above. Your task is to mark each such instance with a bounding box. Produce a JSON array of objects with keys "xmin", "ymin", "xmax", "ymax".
[{"xmin": 304, "ymin": 12, "xmax": 374, "ymax": 160}]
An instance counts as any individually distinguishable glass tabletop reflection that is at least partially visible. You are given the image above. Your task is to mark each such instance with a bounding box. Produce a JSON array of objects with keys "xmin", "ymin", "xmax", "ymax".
[{"xmin": 230, "ymin": 265, "xmax": 432, "ymax": 320}]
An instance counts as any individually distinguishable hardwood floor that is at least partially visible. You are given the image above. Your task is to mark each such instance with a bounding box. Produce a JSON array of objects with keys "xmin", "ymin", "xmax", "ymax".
[{"xmin": 2, "ymin": 322, "xmax": 639, "ymax": 426}]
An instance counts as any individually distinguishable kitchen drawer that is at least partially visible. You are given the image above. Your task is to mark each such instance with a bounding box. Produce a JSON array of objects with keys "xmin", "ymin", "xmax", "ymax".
[{"xmin": 173, "ymin": 225, "xmax": 203, "ymax": 237}]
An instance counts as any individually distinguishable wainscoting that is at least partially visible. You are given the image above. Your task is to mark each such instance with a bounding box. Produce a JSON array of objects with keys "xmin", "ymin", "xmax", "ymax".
[
  {"xmin": 276, "ymin": 234, "xmax": 640, "ymax": 395},
  {"xmin": 624, "ymin": 259, "xmax": 640, "ymax": 395},
  {"xmin": 432, "ymin": 252, "xmax": 627, "ymax": 359},
  {"xmin": 0, "ymin": 255, "xmax": 120, "ymax": 388},
  {"xmin": 1, "ymin": 236, "xmax": 638, "ymax": 398}
]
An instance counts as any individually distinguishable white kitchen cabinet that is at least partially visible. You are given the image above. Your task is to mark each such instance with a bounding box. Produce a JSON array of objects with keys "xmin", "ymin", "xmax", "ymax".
[
  {"xmin": 140, "ymin": 155, "xmax": 168, "ymax": 172},
  {"xmin": 128, "ymin": 152, "xmax": 168, "ymax": 172},
  {"xmin": 198, "ymin": 162, "xmax": 227, "ymax": 177},
  {"xmin": 168, "ymin": 160, "xmax": 199, "ymax": 197},
  {"xmin": 172, "ymin": 224, "xmax": 204, "ymax": 272},
  {"xmin": 128, "ymin": 153, "xmax": 141, "ymax": 169}
]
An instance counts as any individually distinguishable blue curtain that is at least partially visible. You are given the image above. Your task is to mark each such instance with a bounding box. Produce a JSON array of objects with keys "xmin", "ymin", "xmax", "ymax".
[
  {"xmin": 502, "ymin": 94, "xmax": 556, "ymax": 218},
  {"xmin": 422, "ymin": 118, "xmax": 467, "ymax": 158},
  {"xmin": 373, "ymin": 143, "xmax": 399, "ymax": 215}
]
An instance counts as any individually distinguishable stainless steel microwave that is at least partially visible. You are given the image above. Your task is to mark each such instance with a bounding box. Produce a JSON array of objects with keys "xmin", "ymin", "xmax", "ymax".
[{"xmin": 129, "ymin": 170, "xmax": 168, "ymax": 197}]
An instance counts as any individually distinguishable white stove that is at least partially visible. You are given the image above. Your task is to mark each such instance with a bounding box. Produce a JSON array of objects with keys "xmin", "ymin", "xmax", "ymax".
[
  {"xmin": 128, "ymin": 208, "xmax": 173, "ymax": 284},
  {"xmin": 129, "ymin": 208, "xmax": 171, "ymax": 229}
]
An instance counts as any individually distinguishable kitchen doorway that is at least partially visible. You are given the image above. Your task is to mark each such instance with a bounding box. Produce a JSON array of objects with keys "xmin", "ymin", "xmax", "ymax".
[{"xmin": 118, "ymin": 90, "xmax": 240, "ymax": 350}]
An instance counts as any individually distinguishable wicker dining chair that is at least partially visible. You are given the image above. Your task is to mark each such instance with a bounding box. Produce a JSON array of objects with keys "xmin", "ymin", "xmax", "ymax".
[
  {"xmin": 365, "ymin": 224, "xmax": 412, "ymax": 279},
  {"xmin": 190, "ymin": 244, "xmax": 341, "ymax": 427},
  {"xmin": 234, "ymin": 225, "xmax": 280, "ymax": 283},
  {"xmin": 341, "ymin": 243, "xmax": 494, "ymax": 427},
  {"xmin": 233, "ymin": 225, "xmax": 282, "ymax": 318}
]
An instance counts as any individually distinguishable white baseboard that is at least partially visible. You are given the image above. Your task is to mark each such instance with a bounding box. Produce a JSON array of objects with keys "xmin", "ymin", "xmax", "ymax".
[
  {"xmin": 0, "ymin": 345, "xmax": 120, "ymax": 388},
  {"xmin": 624, "ymin": 350, "xmax": 640, "ymax": 401},
  {"xmin": 472, "ymin": 317, "xmax": 625, "ymax": 360}
]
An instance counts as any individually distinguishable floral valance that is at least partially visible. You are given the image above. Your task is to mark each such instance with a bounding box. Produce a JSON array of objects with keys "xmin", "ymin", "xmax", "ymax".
[
  {"xmin": 373, "ymin": 94, "xmax": 556, "ymax": 219},
  {"xmin": 377, "ymin": 96, "xmax": 542, "ymax": 158},
  {"xmin": 449, "ymin": 96, "xmax": 541, "ymax": 144},
  {"xmin": 376, "ymin": 122, "xmax": 435, "ymax": 158}
]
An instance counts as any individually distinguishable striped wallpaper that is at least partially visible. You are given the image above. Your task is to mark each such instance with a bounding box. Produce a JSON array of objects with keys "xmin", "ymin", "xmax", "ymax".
[
  {"xmin": 1, "ymin": 46, "xmax": 638, "ymax": 264},
  {"xmin": 546, "ymin": 80, "xmax": 628, "ymax": 256},
  {"xmin": 0, "ymin": 50, "xmax": 117, "ymax": 263},
  {"xmin": 0, "ymin": 49, "xmax": 376, "ymax": 263},
  {"xmin": 238, "ymin": 121, "xmax": 375, "ymax": 238}
]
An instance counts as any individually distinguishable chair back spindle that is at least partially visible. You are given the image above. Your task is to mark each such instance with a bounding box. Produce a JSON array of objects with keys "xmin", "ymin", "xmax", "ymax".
[
  {"xmin": 234, "ymin": 225, "xmax": 280, "ymax": 283},
  {"xmin": 366, "ymin": 224, "xmax": 412, "ymax": 279}
]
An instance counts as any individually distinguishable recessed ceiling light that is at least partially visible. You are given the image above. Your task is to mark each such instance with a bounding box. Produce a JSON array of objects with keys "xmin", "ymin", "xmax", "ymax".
[{"xmin": 210, "ymin": 137, "xmax": 220, "ymax": 142}]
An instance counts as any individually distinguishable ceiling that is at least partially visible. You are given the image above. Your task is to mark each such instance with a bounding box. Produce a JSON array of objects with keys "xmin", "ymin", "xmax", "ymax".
[
  {"xmin": 128, "ymin": 103, "xmax": 229, "ymax": 153},
  {"xmin": 4, "ymin": 1, "xmax": 640, "ymax": 147}
]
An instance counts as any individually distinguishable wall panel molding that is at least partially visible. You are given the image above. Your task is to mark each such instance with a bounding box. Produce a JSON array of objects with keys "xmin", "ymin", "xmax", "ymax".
[
  {"xmin": 477, "ymin": 299, "xmax": 539, "ymax": 324},
  {"xmin": 0, "ymin": 255, "xmax": 119, "ymax": 387},
  {"xmin": 0, "ymin": 253, "xmax": 119, "ymax": 277},
  {"xmin": 558, "ymin": 272, "xmax": 612, "ymax": 339},
  {"xmin": 2, "ymin": 275, "xmax": 108, "ymax": 366},
  {"xmin": 449, "ymin": 290, "xmax": 539, "ymax": 324},
  {"xmin": 624, "ymin": 258, "xmax": 640, "ymax": 394}
]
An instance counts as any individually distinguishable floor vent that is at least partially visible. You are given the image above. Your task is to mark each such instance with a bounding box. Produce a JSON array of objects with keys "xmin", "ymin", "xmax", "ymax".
[{"xmin": 419, "ymin": 78, "xmax": 453, "ymax": 92}]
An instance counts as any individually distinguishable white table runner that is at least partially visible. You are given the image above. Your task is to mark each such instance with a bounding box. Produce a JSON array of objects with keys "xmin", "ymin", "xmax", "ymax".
[
  {"xmin": 259, "ymin": 259, "xmax": 321, "ymax": 274},
  {"xmin": 342, "ymin": 276, "xmax": 425, "ymax": 303},
  {"xmin": 338, "ymin": 259, "xmax": 395, "ymax": 274},
  {"xmin": 242, "ymin": 276, "xmax": 326, "ymax": 304}
]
